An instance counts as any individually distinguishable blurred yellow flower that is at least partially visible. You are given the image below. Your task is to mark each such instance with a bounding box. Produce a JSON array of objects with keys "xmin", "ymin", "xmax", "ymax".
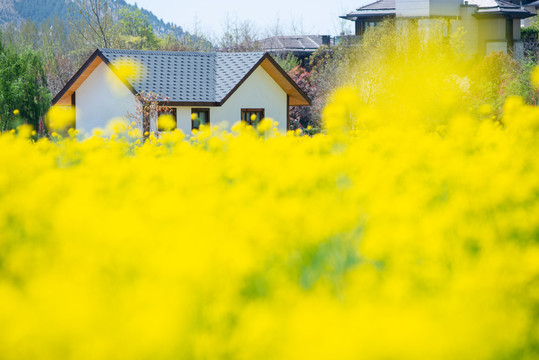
[
  {"xmin": 158, "ymin": 114, "xmax": 176, "ymax": 131},
  {"xmin": 46, "ymin": 106, "xmax": 76, "ymax": 131}
]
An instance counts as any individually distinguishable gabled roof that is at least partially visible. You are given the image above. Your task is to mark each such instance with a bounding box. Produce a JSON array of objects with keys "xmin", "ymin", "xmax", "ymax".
[
  {"xmin": 341, "ymin": 0, "xmax": 396, "ymax": 20},
  {"xmin": 52, "ymin": 49, "xmax": 311, "ymax": 107},
  {"xmin": 341, "ymin": 0, "xmax": 532, "ymax": 20}
]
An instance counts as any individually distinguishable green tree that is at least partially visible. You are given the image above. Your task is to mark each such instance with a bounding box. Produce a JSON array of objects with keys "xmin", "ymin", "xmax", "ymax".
[
  {"xmin": 0, "ymin": 37, "xmax": 52, "ymax": 132},
  {"xmin": 117, "ymin": 7, "xmax": 159, "ymax": 50},
  {"xmin": 274, "ymin": 53, "xmax": 301, "ymax": 72}
]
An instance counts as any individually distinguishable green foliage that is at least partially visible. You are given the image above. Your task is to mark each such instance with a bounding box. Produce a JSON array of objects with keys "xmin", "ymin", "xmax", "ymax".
[
  {"xmin": 117, "ymin": 8, "xmax": 159, "ymax": 50},
  {"xmin": 274, "ymin": 53, "xmax": 301, "ymax": 72},
  {"xmin": 521, "ymin": 27, "xmax": 539, "ymax": 40},
  {"xmin": 468, "ymin": 52, "xmax": 539, "ymax": 116},
  {"xmin": 0, "ymin": 41, "xmax": 51, "ymax": 132}
]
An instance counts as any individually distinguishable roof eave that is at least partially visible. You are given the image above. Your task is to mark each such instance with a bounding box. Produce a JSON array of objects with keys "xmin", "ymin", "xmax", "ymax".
[
  {"xmin": 341, "ymin": 12, "xmax": 396, "ymax": 20},
  {"xmin": 52, "ymin": 49, "xmax": 138, "ymax": 106},
  {"xmin": 473, "ymin": 10, "xmax": 534, "ymax": 19}
]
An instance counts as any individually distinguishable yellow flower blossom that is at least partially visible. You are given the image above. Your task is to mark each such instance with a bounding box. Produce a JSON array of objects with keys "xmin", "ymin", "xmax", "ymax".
[{"xmin": 0, "ymin": 21, "xmax": 537, "ymax": 360}]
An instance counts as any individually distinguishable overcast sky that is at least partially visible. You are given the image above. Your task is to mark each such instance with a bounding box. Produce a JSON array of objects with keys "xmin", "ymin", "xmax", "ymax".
[{"xmin": 125, "ymin": 0, "xmax": 371, "ymax": 38}]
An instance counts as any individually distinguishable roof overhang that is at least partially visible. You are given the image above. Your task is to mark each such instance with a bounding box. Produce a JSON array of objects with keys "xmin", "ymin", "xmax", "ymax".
[
  {"xmin": 52, "ymin": 49, "xmax": 137, "ymax": 106},
  {"xmin": 473, "ymin": 10, "xmax": 535, "ymax": 19},
  {"xmin": 340, "ymin": 12, "xmax": 396, "ymax": 21}
]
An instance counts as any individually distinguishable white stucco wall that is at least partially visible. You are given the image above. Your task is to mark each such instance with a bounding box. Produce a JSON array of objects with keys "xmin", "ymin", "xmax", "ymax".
[
  {"xmin": 154, "ymin": 66, "xmax": 288, "ymax": 136},
  {"xmin": 77, "ymin": 61, "xmax": 288, "ymax": 136},
  {"xmin": 75, "ymin": 62, "xmax": 138, "ymax": 134}
]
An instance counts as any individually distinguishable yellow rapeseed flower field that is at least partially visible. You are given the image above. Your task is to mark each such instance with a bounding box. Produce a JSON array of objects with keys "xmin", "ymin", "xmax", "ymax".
[{"xmin": 0, "ymin": 24, "xmax": 538, "ymax": 360}]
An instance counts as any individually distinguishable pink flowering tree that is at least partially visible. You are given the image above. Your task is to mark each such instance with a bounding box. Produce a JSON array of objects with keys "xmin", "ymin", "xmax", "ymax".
[{"xmin": 287, "ymin": 66, "xmax": 318, "ymax": 131}]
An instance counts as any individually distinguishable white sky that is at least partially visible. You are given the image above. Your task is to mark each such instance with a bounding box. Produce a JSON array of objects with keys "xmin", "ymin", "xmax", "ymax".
[{"xmin": 125, "ymin": 0, "xmax": 372, "ymax": 39}]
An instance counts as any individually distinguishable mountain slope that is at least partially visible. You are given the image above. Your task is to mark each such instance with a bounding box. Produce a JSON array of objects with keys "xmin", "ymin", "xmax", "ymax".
[{"xmin": 0, "ymin": 0, "xmax": 185, "ymax": 38}]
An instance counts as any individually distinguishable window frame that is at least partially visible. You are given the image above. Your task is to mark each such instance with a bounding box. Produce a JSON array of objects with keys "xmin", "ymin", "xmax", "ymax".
[
  {"xmin": 241, "ymin": 108, "xmax": 265, "ymax": 127},
  {"xmin": 191, "ymin": 108, "xmax": 210, "ymax": 130},
  {"xmin": 157, "ymin": 107, "xmax": 177, "ymax": 131}
]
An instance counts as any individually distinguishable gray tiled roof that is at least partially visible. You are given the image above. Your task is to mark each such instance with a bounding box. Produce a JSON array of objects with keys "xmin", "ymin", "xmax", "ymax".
[
  {"xmin": 469, "ymin": 0, "xmax": 533, "ymax": 17},
  {"xmin": 99, "ymin": 49, "xmax": 265, "ymax": 104}
]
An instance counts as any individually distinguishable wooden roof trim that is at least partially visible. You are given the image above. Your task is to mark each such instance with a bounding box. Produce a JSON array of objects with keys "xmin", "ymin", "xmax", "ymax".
[
  {"xmin": 219, "ymin": 53, "xmax": 311, "ymax": 107},
  {"xmin": 259, "ymin": 54, "xmax": 312, "ymax": 106},
  {"xmin": 52, "ymin": 49, "xmax": 139, "ymax": 106},
  {"xmin": 52, "ymin": 49, "xmax": 104, "ymax": 105}
]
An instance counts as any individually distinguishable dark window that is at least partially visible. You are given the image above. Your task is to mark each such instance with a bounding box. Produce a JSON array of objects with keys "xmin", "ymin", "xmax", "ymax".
[
  {"xmin": 241, "ymin": 109, "xmax": 265, "ymax": 127},
  {"xmin": 192, "ymin": 108, "xmax": 210, "ymax": 130},
  {"xmin": 157, "ymin": 108, "xmax": 177, "ymax": 131}
]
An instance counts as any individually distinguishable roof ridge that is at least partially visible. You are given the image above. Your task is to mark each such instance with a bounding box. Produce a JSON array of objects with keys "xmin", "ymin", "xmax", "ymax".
[{"xmin": 99, "ymin": 48, "xmax": 266, "ymax": 57}]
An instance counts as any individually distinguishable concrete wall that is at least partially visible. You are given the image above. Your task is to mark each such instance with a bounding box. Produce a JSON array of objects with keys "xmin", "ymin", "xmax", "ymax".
[
  {"xmin": 454, "ymin": 5, "xmax": 480, "ymax": 57},
  {"xmin": 478, "ymin": 17, "xmax": 507, "ymax": 55},
  {"xmin": 151, "ymin": 66, "xmax": 289, "ymax": 135},
  {"xmin": 396, "ymin": 0, "xmax": 430, "ymax": 17},
  {"xmin": 513, "ymin": 19, "xmax": 521, "ymax": 41},
  {"xmin": 396, "ymin": 0, "xmax": 460, "ymax": 17},
  {"xmin": 430, "ymin": 0, "xmax": 461, "ymax": 17},
  {"xmin": 75, "ymin": 62, "xmax": 138, "ymax": 134}
]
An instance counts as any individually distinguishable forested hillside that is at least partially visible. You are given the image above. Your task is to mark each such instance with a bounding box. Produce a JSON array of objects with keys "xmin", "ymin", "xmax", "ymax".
[{"xmin": 0, "ymin": 0, "xmax": 185, "ymax": 38}]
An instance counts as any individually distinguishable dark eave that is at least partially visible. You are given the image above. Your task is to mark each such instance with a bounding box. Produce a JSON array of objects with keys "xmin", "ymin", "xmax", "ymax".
[{"xmin": 472, "ymin": 10, "xmax": 535, "ymax": 19}]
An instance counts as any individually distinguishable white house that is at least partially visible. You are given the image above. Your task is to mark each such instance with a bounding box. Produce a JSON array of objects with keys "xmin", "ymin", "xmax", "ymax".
[{"xmin": 51, "ymin": 49, "xmax": 311, "ymax": 134}]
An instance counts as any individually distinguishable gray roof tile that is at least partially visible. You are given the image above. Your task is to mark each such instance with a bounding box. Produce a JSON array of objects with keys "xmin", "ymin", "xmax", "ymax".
[
  {"xmin": 99, "ymin": 49, "xmax": 265, "ymax": 104},
  {"xmin": 259, "ymin": 35, "xmax": 326, "ymax": 52}
]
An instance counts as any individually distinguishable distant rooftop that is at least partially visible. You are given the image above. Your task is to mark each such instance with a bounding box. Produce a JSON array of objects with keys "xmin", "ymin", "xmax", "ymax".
[
  {"xmin": 469, "ymin": 0, "xmax": 534, "ymax": 18},
  {"xmin": 258, "ymin": 35, "xmax": 331, "ymax": 53}
]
